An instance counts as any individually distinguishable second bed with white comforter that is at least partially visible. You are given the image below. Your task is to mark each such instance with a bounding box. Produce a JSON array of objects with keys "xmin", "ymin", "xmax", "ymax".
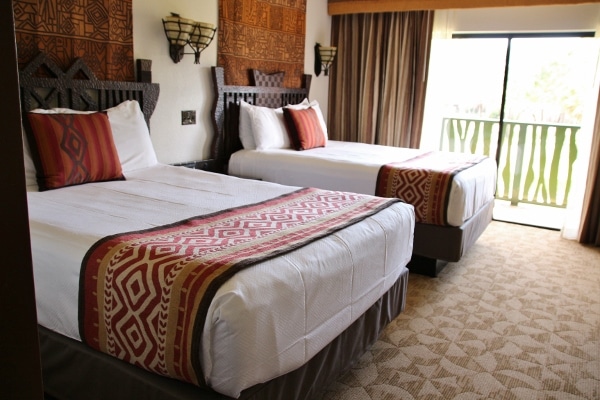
[{"xmin": 229, "ymin": 140, "xmax": 497, "ymax": 227}]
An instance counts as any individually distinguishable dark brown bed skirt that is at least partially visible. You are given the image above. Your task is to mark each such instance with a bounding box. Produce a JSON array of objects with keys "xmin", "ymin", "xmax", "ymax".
[
  {"xmin": 40, "ymin": 268, "xmax": 409, "ymax": 400},
  {"xmin": 409, "ymin": 198, "xmax": 494, "ymax": 277}
]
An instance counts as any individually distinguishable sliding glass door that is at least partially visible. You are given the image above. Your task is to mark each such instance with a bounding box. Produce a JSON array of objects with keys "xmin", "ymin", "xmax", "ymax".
[
  {"xmin": 421, "ymin": 38, "xmax": 507, "ymax": 158},
  {"xmin": 421, "ymin": 33, "xmax": 600, "ymax": 229}
]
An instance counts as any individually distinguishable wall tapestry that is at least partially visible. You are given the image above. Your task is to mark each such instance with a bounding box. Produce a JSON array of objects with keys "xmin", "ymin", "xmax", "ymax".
[
  {"xmin": 13, "ymin": 0, "xmax": 133, "ymax": 81},
  {"xmin": 218, "ymin": 0, "xmax": 306, "ymax": 88}
]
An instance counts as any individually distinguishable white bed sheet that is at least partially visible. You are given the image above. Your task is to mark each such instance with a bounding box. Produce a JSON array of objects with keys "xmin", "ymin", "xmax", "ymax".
[
  {"xmin": 28, "ymin": 163, "xmax": 414, "ymax": 397},
  {"xmin": 228, "ymin": 140, "xmax": 498, "ymax": 227}
]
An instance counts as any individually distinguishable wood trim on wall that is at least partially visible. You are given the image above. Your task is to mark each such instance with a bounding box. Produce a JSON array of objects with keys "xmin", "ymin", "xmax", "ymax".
[
  {"xmin": 1, "ymin": 1, "xmax": 44, "ymax": 398},
  {"xmin": 328, "ymin": 0, "xmax": 598, "ymax": 14}
]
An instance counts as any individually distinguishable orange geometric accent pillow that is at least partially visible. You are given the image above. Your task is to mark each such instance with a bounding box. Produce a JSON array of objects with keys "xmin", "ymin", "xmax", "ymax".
[
  {"xmin": 283, "ymin": 107, "xmax": 326, "ymax": 150},
  {"xmin": 27, "ymin": 112, "xmax": 124, "ymax": 191}
]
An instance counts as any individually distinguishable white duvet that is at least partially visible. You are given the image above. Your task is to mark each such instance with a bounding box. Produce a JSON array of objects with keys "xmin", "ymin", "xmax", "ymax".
[
  {"xmin": 229, "ymin": 140, "xmax": 498, "ymax": 227},
  {"xmin": 28, "ymin": 164, "xmax": 414, "ymax": 397}
]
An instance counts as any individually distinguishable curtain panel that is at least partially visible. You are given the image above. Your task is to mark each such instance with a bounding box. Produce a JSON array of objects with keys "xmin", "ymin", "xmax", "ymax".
[
  {"xmin": 578, "ymin": 86, "xmax": 600, "ymax": 246},
  {"xmin": 328, "ymin": 11, "xmax": 433, "ymax": 148},
  {"xmin": 328, "ymin": 0, "xmax": 594, "ymax": 14}
]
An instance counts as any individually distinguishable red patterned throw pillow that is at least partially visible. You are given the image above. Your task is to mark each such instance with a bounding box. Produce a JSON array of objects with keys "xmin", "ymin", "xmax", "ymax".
[
  {"xmin": 283, "ymin": 107, "xmax": 326, "ymax": 150},
  {"xmin": 27, "ymin": 112, "xmax": 124, "ymax": 191}
]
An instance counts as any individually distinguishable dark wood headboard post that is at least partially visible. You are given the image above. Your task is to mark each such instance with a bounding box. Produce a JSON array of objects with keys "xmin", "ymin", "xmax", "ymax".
[
  {"xmin": 302, "ymin": 74, "xmax": 312, "ymax": 98},
  {"xmin": 210, "ymin": 66, "xmax": 311, "ymax": 173},
  {"xmin": 19, "ymin": 52, "xmax": 160, "ymax": 128},
  {"xmin": 210, "ymin": 66, "xmax": 228, "ymax": 174}
]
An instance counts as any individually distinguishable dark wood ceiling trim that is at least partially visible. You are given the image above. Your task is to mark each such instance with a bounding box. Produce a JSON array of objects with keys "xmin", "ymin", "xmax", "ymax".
[{"xmin": 328, "ymin": 0, "xmax": 598, "ymax": 15}]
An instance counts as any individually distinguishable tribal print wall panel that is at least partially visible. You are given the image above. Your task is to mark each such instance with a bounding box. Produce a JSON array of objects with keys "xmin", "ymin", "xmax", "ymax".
[
  {"xmin": 218, "ymin": 0, "xmax": 306, "ymax": 88},
  {"xmin": 13, "ymin": 0, "xmax": 133, "ymax": 81}
]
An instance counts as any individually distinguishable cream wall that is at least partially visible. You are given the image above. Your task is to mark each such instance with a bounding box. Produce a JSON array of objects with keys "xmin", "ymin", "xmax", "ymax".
[
  {"xmin": 133, "ymin": 2, "xmax": 599, "ymax": 165},
  {"xmin": 132, "ymin": 0, "xmax": 331, "ymax": 164}
]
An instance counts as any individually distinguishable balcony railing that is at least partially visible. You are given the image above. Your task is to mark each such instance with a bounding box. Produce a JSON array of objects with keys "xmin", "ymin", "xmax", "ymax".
[{"xmin": 441, "ymin": 117, "xmax": 580, "ymax": 208}]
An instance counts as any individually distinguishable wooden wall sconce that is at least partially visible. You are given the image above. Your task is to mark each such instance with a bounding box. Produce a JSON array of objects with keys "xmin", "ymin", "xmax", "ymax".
[
  {"xmin": 162, "ymin": 13, "xmax": 216, "ymax": 64},
  {"xmin": 314, "ymin": 43, "xmax": 337, "ymax": 76}
]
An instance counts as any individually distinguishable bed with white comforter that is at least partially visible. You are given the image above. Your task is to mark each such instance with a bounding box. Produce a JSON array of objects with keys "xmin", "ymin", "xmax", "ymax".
[
  {"xmin": 212, "ymin": 66, "xmax": 497, "ymax": 277},
  {"xmin": 229, "ymin": 140, "xmax": 497, "ymax": 227},
  {"xmin": 22, "ymin": 55, "xmax": 415, "ymax": 400},
  {"xmin": 28, "ymin": 164, "xmax": 414, "ymax": 398}
]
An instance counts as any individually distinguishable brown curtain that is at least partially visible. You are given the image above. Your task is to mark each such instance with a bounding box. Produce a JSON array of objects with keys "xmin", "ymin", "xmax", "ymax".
[
  {"xmin": 328, "ymin": 11, "xmax": 433, "ymax": 148},
  {"xmin": 578, "ymin": 86, "xmax": 600, "ymax": 246}
]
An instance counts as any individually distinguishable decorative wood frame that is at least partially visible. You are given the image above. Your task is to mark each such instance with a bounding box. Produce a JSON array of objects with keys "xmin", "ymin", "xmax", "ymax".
[{"xmin": 19, "ymin": 52, "xmax": 159, "ymax": 127}]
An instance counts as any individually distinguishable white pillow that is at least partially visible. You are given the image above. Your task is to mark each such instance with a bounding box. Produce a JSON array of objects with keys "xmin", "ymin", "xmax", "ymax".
[
  {"xmin": 249, "ymin": 105, "xmax": 290, "ymax": 150},
  {"xmin": 285, "ymin": 98, "xmax": 328, "ymax": 143},
  {"xmin": 106, "ymin": 100, "xmax": 158, "ymax": 172},
  {"xmin": 238, "ymin": 100, "xmax": 256, "ymax": 149},
  {"xmin": 287, "ymin": 98, "xmax": 311, "ymax": 109}
]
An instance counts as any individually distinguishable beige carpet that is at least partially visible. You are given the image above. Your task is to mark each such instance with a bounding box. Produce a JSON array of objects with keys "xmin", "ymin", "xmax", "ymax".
[{"xmin": 317, "ymin": 221, "xmax": 600, "ymax": 400}]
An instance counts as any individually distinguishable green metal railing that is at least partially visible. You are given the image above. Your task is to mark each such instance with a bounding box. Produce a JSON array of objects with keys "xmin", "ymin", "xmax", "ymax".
[{"xmin": 441, "ymin": 117, "xmax": 580, "ymax": 208}]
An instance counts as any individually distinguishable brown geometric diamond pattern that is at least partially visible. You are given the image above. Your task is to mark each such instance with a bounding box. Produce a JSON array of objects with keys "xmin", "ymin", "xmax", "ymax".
[
  {"xmin": 13, "ymin": 0, "xmax": 133, "ymax": 81},
  {"xmin": 218, "ymin": 0, "xmax": 306, "ymax": 88},
  {"xmin": 58, "ymin": 115, "xmax": 90, "ymax": 183},
  {"xmin": 318, "ymin": 221, "xmax": 600, "ymax": 400}
]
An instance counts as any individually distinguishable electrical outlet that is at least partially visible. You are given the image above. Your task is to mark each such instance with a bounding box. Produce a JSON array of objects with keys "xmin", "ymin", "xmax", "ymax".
[{"xmin": 181, "ymin": 110, "xmax": 196, "ymax": 125}]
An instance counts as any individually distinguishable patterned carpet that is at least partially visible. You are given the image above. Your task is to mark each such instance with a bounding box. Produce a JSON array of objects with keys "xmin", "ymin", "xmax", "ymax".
[{"xmin": 317, "ymin": 221, "xmax": 600, "ymax": 400}]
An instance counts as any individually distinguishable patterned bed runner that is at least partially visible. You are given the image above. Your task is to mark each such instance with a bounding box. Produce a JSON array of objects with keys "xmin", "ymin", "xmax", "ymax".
[
  {"xmin": 79, "ymin": 187, "xmax": 399, "ymax": 387},
  {"xmin": 376, "ymin": 151, "xmax": 486, "ymax": 225}
]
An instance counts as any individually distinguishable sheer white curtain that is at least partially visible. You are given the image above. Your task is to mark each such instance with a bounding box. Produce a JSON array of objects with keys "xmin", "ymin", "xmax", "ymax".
[{"xmin": 562, "ymin": 82, "xmax": 600, "ymax": 240}]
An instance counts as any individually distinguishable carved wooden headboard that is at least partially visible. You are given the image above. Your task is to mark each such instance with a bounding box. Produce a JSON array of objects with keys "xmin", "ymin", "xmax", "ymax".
[
  {"xmin": 210, "ymin": 66, "xmax": 311, "ymax": 173},
  {"xmin": 19, "ymin": 52, "xmax": 159, "ymax": 127}
]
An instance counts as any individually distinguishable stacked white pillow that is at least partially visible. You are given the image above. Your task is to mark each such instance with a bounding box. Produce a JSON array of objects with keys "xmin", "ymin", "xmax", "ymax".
[
  {"xmin": 238, "ymin": 100, "xmax": 289, "ymax": 150},
  {"xmin": 105, "ymin": 100, "xmax": 158, "ymax": 173},
  {"xmin": 238, "ymin": 98, "xmax": 328, "ymax": 150},
  {"xmin": 250, "ymin": 106, "xmax": 290, "ymax": 150},
  {"xmin": 238, "ymin": 100, "xmax": 257, "ymax": 150}
]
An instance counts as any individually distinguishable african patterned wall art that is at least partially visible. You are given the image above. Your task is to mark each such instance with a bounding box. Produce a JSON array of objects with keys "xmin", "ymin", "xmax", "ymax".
[
  {"xmin": 218, "ymin": 0, "xmax": 306, "ymax": 87},
  {"xmin": 13, "ymin": 0, "xmax": 133, "ymax": 81}
]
